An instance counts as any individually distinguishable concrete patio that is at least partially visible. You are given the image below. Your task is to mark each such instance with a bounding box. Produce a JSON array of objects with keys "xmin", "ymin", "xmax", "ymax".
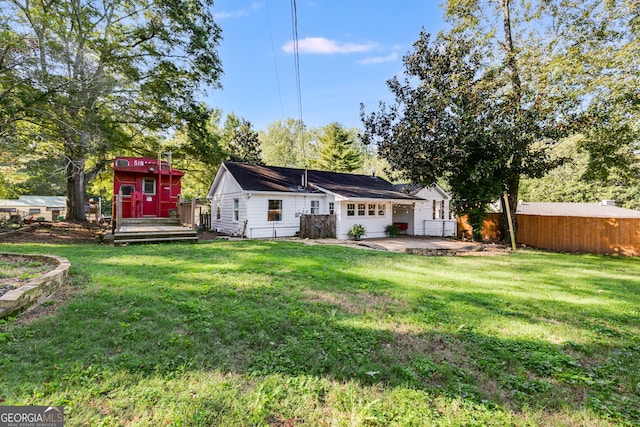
[
  {"xmin": 301, "ymin": 236, "xmax": 510, "ymax": 256},
  {"xmin": 360, "ymin": 236, "xmax": 487, "ymax": 255}
]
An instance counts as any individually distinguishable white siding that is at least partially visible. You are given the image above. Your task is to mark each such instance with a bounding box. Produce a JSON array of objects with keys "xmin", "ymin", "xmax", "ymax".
[
  {"xmin": 336, "ymin": 201, "xmax": 392, "ymax": 239},
  {"xmin": 413, "ymin": 186, "xmax": 456, "ymax": 237},
  {"xmin": 210, "ymin": 169, "xmax": 247, "ymax": 236},
  {"xmin": 245, "ymin": 193, "xmax": 327, "ymax": 238}
]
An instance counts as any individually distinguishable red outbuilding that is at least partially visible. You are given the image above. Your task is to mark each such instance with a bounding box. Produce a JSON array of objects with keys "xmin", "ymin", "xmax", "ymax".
[{"xmin": 112, "ymin": 156, "xmax": 184, "ymax": 219}]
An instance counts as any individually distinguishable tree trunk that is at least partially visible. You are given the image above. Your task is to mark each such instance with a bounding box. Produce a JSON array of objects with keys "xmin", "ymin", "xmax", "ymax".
[
  {"xmin": 501, "ymin": 0, "xmax": 521, "ymax": 96},
  {"xmin": 66, "ymin": 158, "xmax": 86, "ymax": 222},
  {"xmin": 500, "ymin": 0, "xmax": 523, "ymax": 242}
]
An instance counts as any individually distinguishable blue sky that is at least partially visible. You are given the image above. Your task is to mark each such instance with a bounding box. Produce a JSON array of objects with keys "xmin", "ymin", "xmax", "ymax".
[{"xmin": 209, "ymin": 1, "xmax": 447, "ymax": 131}]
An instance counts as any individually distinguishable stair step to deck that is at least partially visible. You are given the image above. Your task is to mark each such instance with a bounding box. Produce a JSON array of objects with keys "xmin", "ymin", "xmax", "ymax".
[
  {"xmin": 112, "ymin": 218, "xmax": 198, "ymax": 245},
  {"xmin": 114, "ymin": 236, "xmax": 198, "ymax": 245},
  {"xmin": 119, "ymin": 217, "xmax": 182, "ymax": 226}
]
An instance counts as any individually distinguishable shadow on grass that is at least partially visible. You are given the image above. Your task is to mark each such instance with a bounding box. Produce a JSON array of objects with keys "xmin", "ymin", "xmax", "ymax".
[{"xmin": 1, "ymin": 240, "xmax": 639, "ymax": 424}]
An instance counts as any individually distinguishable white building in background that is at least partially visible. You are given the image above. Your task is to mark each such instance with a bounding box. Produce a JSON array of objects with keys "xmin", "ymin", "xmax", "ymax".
[{"xmin": 0, "ymin": 196, "xmax": 66, "ymax": 222}]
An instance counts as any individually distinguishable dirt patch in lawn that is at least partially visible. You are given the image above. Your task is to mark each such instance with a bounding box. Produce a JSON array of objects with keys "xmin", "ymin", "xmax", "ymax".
[
  {"xmin": 12, "ymin": 280, "xmax": 77, "ymax": 326},
  {"xmin": 0, "ymin": 221, "xmax": 107, "ymax": 244},
  {"xmin": 303, "ymin": 289, "xmax": 409, "ymax": 316}
]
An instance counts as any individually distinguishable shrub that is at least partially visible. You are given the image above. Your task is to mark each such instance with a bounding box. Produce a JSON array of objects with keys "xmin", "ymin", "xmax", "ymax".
[
  {"xmin": 348, "ymin": 224, "xmax": 366, "ymax": 240},
  {"xmin": 385, "ymin": 224, "xmax": 401, "ymax": 237}
]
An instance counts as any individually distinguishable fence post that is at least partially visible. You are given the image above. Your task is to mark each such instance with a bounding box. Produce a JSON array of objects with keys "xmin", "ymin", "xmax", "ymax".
[
  {"xmin": 115, "ymin": 193, "xmax": 122, "ymax": 232},
  {"xmin": 503, "ymin": 192, "xmax": 516, "ymax": 251}
]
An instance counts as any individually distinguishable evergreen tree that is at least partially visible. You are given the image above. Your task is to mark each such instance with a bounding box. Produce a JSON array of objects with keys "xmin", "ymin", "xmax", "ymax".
[
  {"xmin": 229, "ymin": 120, "xmax": 263, "ymax": 165},
  {"xmin": 313, "ymin": 123, "xmax": 362, "ymax": 172}
]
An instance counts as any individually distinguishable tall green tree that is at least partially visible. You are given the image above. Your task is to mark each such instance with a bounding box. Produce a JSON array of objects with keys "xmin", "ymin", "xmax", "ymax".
[
  {"xmin": 361, "ymin": 28, "xmax": 566, "ymax": 240},
  {"xmin": 312, "ymin": 122, "xmax": 362, "ymax": 172},
  {"xmin": 229, "ymin": 119, "xmax": 263, "ymax": 165},
  {"xmin": 1, "ymin": 0, "xmax": 222, "ymax": 220},
  {"xmin": 443, "ymin": 0, "xmax": 640, "ymax": 230},
  {"xmin": 259, "ymin": 119, "xmax": 317, "ymax": 168}
]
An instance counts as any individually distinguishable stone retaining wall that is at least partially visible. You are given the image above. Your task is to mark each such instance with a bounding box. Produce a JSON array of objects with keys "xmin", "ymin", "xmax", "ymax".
[{"xmin": 0, "ymin": 253, "xmax": 71, "ymax": 319}]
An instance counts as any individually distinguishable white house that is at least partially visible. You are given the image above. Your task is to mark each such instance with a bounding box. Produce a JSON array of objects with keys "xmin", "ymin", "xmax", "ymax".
[
  {"xmin": 0, "ymin": 196, "xmax": 67, "ymax": 222},
  {"xmin": 207, "ymin": 162, "xmax": 456, "ymax": 239}
]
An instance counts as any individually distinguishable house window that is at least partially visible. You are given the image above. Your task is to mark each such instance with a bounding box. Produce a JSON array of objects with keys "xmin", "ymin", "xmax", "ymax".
[
  {"xmin": 329, "ymin": 202, "xmax": 335, "ymax": 215},
  {"xmin": 216, "ymin": 205, "xmax": 221, "ymax": 221},
  {"xmin": 310, "ymin": 200, "xmax": 319, "ymax": 214},
  {"xmin": 377, "ymin": 204, "xmax": 385, "ymax": 216},
  {"xmin": 440, "ymin": 201, "xmax": 445, "ymax": 220},
  {"xmin": 233, "ymin": 199, "xmax": 239, "ymax": 221},
  {"xmin": 368, "ymin": 203, "xmax": 376, "ymax": 216},
  {"xmin": 449, "ymin": 202, "xmax": 452, "ymax": 220},
  {"xmin": 432, "ymin": 200, "xmax": 436, "ymax": 220},
  {"xmin": 268, "ymin": 199, "xmax": 282, "ymax": 221},
  {"xmin": 357, "ymin": 203, "xmax": 366, "ymax": 216},
  {"xmin": 142, "ymin": 178, "xmax": 156, "ymax": 195},
  {"xmin": 347, "ymin": 203, "xmax": 355, "ymax": 216},
  {"xmin": 29, "ymin": 208, "xmax": 41, "ymax": 215}
]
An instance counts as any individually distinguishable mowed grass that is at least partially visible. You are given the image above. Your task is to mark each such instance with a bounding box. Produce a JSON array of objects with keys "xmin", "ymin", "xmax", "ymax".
[{"xmin": 0, "ymin": 240, "xmax": 639, "ymax": 426}]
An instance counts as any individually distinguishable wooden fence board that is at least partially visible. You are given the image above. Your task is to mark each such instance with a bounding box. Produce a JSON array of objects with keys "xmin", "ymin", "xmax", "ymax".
[
  {"xmin": 457, "ymin": 214, "xmax": 640, "ymax": 256},
  {"xmin": 299, "ymin": 214, "xmax": 336, "ymax": 239}
]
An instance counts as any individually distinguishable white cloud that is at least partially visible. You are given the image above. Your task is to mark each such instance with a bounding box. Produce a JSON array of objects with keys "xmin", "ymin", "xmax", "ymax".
[
  {"xmin": 282, "ymin": 37, "xmax": 377, "ymax": 54},
  {"xmin": 214, "ymin": 2, "xmax": 262, "ymax": 20},
  {"xmin": 357, "ymin": 52, "xmax": 399, "ymax": 65}
]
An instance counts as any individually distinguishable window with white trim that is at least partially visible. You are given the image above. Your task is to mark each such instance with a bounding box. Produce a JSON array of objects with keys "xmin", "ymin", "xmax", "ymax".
[
  {"xmin": 142, "ymin": 178, "xmax": 156, "ymax": 195},
  {"xmin": 329, "ymin": 202, "xmax": 335, "ymax": 215},
  {"xmin": 310, "ymin": 200, "xmax": 319, "ymax": 214},
  {"xmin": 368, "ymin": 203, "xmax": 376, "ymax": 216},
  {"xmin": 268, "ymin": 199, "xmax": 282, "ymax": 221},
  {"xmin": 233, "ymin": 199, "xmax": 239, "ymax": 221},
  {"xmin": 357, "ymin": 203, "xmax": 366, "ymax": 216},
  {"xmin": 377, "ymin": 203, "xmax": 385, "ymax": 216}
]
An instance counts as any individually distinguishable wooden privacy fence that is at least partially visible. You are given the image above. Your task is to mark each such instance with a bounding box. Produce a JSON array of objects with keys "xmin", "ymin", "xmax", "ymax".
[
  {"xmin": 458, "ymin": 213, "xmax": 640, "ymax": 256},
  {"xmin": 517, "ymin": 215, "xmax": 640, "ymax": 257},
  {"xmin": 457, "ymin": 213, "xmax": 502, "ymax": 241},
  {"xmin": 299, "ymin": 214, "xmax": 336, "ymax": 239}
]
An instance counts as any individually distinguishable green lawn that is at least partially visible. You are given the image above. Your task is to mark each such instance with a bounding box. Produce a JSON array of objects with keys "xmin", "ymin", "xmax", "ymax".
[{"xmin": 1, "ymin": 240, "xmax": 639, "ymax": 426}]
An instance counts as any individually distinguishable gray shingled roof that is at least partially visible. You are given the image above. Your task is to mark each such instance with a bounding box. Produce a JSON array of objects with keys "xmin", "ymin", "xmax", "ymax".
[
  {"xmin": 223, "ymin": 162, "xmax": 421, "ymax": 201},
  {"xmin": 516, "ymin": 202, "xmax": 640, "ymax": 218}
]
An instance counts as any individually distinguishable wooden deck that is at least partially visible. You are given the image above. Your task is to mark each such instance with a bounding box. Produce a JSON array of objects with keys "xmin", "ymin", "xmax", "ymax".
[{"xmin": 110, "ymin": 217, "xmax": 198, "ymax": 245}]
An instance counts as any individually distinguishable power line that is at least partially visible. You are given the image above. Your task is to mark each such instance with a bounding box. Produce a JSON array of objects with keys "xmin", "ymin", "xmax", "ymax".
[{"xmin": 289, "ymin": 0, "xmax": 305, "ymax": 164}]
